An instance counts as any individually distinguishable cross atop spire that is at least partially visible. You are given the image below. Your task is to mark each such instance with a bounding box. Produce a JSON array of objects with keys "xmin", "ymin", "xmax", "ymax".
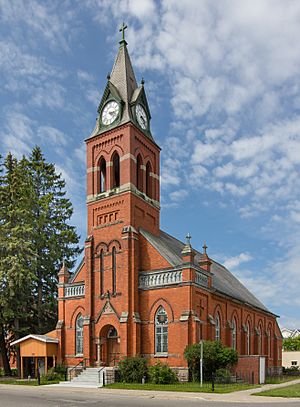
[
  {"xmin": 202, "ymin": 242, "xmax": 208, "ymax": 255},
  {"xmin": 186, "ymin": 233, "xmax": 192, "ymax": 245},
  {"xmin": 119, "ymin": 22, "xmax": 128, "ymax": 45}
]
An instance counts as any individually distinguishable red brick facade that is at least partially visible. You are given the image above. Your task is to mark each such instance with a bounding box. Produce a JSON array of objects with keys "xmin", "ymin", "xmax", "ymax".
[{"xmin": 55, "ymin": 37, "xmax": 282, "ymax": 380}]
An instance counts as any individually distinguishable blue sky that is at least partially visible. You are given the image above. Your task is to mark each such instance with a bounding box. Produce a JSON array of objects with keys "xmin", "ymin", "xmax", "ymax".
[{"xmin": 1, "ymin": 0, "xmax": 300, "ymax": 329}]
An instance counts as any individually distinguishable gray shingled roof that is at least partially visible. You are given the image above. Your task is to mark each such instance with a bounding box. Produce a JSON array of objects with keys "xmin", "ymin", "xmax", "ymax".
[
  {"xmin": 110, "ymin": 42, "xmax": 137, "ymax": 125},
  {"xmin": 140, "ymin": 228, "xmax": 272, "ymax": 314}
]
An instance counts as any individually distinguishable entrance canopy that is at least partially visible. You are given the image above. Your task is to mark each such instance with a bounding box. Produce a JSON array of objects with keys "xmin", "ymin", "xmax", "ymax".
[{"xmin": 11, "ymin": 333, "xmax": 59, "ymax": 378}]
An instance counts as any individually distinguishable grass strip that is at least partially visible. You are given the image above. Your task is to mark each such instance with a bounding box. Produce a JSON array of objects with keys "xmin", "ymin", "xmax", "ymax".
[
  {"xmin": 106, "ymin": 382, "xmax": 259, "ymax": 393},
  {"xmin": 0, "ymin": 379, "xmax": 60, "ymax": 386},
  {"xmin": 255, "ymin": 383, "xmax": 300, "ymax": 398}
]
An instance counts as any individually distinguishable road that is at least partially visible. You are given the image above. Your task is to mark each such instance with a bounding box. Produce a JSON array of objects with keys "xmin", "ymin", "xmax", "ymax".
[{"xmin": 0, "ymin": 385, "xmax": 300, "ymax": 407}]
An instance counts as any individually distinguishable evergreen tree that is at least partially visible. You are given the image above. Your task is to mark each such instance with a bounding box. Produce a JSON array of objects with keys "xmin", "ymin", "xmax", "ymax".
[
  {"xmin": 27, "ymin": 146, "xmax": 81, "ymax": 332},
  {"xmin": 0, "ymin": 154, "xmax": 36, "ymax": 375}
]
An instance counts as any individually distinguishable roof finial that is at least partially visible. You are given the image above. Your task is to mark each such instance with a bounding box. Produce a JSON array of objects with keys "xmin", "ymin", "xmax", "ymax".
[
  {"xmin": 107, "ymin": 73, "xmax": 111, "ymax": 80},
  {"xmin": 186, "ymin": 233, "xmax": 192, "ymax": 245},
  {"xmin": 141, "ymin": 77, "xmax": 145, "ymax": 85},
  {"xmin": 203, "ymin": 242, "xmax": 208, "ymax": 255},
  {"xmin": 62, "ymin": 258, "xmax": 66, "ymax": 269},
  {"xmin": 119, "ymin": 22, "xmax": 128, "ymax": 44}
]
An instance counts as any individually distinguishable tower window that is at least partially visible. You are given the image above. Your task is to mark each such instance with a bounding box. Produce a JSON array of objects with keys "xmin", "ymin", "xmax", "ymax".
[
  {"xmin": 146, "ymin": 162, "xmax": 152, "ymax": 198},
  {"xmin": 112, "ymin": 153, "xmax": 120, "ymax": 188},
  {"xmin": 155, "ymin": 306, "xmax": 168, "ymax": 354},
  {"xmin": 112, "ymin": 247, "xmax": 116, "ymax": 294},
  {"xmin": 100, "ymin": 249, "xmax": 104, "ymax": 296},
  {"xmin": 136, "ymin": 154, "xmax": 143, "ymax": 192},
  {"xmin": 75, "ymin": 314, "xmax": 84, "ymax": 355},
  {"xmin": 99, "ymin": 157, "xmax": 106, "ymax": 193}
]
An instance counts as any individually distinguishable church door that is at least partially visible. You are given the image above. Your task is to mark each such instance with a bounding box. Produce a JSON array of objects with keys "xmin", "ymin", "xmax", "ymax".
[{"xmin": 107, "ymin": 327, "xmax": 120, "ymax": 366}]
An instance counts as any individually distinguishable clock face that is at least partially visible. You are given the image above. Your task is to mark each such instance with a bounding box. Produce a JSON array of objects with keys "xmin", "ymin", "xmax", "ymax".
[
  {"xmin": 136, "ymin": 104, "xmax": 148, "ymax": 130},
  {"xmin": 101, "ymin": 101, "xmax": 119, "ymax": 125}
]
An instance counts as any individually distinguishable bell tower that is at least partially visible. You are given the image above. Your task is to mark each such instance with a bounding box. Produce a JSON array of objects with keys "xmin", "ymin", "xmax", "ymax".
[
  {"xmin": 83, "ymin": 25, "xmax": 161, "ymax": 363},
  {"xmin": 86, "ymin": 24, "xmax": 160, "ymax": 237}
]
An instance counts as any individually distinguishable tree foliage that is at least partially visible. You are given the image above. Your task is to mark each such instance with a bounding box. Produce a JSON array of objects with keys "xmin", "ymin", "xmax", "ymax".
[
  {"xmin": 184, "ymin": 340, "xmax": 238, "ymax": 380},
  {"xmin": 0, "ymin": 147, "xmax": 81, "ymax": 374},
  {"xmin": 283, "ymin": 337, "xmax": 300, "ymax": 351}
]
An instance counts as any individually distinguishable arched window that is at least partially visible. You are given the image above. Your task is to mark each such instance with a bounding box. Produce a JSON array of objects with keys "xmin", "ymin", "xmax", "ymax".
[
  {"xmin": 107, "ymin": 326, "xmax": 118, "ymax": 338},
  {"xmin": 100, "ymin": 249, "xmax": 104, "ymax": 296},
  {"xmin": 268, "ymin": 328, "xmax": 271, "ymax": 356},
  {"xmin": 155, "ymin": 306, "xmax": 168, "ymax": 354},
  {"xmin": 112, "ymin": 153, "xmax": 120, "ymax": 188},
  {"xmin": 75, "ymin": 314, "xmax": 84, "ymax": 355},
  {"xmin": 146, "ymin": 162, "xmax": 152, "ymax": 198},
  {"xmin": 247, "ymin": 322, "xmax": 251, "ymax": 355},
  {"xmin": 99, "ymin": 157, "xmax": 106, "ymax": 193},
  {"xmin": 215, "ymin": 313, "xmax": 221, "ymax": 341},
  {"xmin": 232, "ymin": 318, "xmax": 237, "ymax": 350},
  {"xmin": 257, "ymin": 326, "xmax": 262, "ymax": 354},
  {"xmin": 136, "ymin": 154, "xmax": 143, "ymax": 191},
  {"xmin": 112, "ymin": 247, "xmax": 116, "ymax": 294}
]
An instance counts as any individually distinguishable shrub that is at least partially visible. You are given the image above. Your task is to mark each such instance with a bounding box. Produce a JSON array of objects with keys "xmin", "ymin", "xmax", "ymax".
[
  {"xmin": 215, "ymin": 368, "xmax": 233, "ymax": 383},
  {"xmin": 148, "ymin": 362, "xmax": 178, "ymax": 384},
  {"xmin": 43, "ymin": 367, "xmax": 63, "ymax": 381},
  {"xmin": 11, "ymin": 368, "xmax": 18, "ymax": 377},
  {"xmin": 0, "ymin": 368, "xmax": 5, "ymax": 377},
  {"xmin": 184, "ymin": 340, "xmax": 238, "ymax": 381},
  {"xmin": 118, "ymin": 356, "xmax": 148, "ymax": 383},
  {"xmin": 53, "ymin": 364, "xmax": 67, "ymax": 375}
]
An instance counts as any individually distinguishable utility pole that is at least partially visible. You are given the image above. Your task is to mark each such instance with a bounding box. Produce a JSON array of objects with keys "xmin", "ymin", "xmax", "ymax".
[{"xmin": 200, "ymin": 339, "xmax": 203, "ymax": 387}]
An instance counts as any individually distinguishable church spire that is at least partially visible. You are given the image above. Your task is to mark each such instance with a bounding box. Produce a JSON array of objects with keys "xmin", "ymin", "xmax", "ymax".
[
  {"xmin": 109, "ymin": 24, "xmax": 138, "ymax": 124},
  {"xmin": 89, "ymin": 24, "xmax": 153, "ymax": 140}
]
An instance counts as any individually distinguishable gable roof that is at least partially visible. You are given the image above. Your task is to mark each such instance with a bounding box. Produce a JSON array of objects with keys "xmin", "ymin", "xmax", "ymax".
[
  {"xmin": 11, "ymin": 334, "xmax": 59, "ymax": 346},
  {"xmin": 140, "ymin": 228, "xmax": 273, "ymax": 315}
]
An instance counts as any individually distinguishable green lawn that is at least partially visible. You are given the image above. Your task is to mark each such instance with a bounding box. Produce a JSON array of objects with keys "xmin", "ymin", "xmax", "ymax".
[
  {"xmin": 106, "ymin": 382, "xmax": 259, "ymax": 393},
  {"xmin": 265, "ymin": 376, "xmax": 299, "ymax": 384},
  {"xmin": 0, "ymin": 378, "xmax": 60, "ymax": 386},
  {"xmin": 255, "ymin": 383, "xmax": 300, "ymax": 398}
]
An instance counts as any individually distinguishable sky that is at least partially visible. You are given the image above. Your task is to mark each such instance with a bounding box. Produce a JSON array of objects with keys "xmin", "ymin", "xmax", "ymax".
[{"xmin": 1, "ymin": 0, "xmax": 300, "ymax": 329}]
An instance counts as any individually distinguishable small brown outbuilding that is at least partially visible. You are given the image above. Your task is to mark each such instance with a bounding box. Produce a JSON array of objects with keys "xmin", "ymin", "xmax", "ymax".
[{"xmin": 11, "ymin": 332, "xmax": 59, "ymax": 378}]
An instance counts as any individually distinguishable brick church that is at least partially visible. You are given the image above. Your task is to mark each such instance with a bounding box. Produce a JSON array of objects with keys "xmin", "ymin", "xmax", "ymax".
[{"xmin": 55, "ymin": 27, "xmax": 282, "ymax": 380}]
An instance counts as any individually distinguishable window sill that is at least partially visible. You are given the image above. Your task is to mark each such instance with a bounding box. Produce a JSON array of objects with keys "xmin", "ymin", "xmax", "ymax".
[
  {"xmin": 154, "ymin": 353, "xmax": 168, "ymax": 358},
  {"xmin": 75, "ymin": 354, "xmax": 83, "ymax": 357}
]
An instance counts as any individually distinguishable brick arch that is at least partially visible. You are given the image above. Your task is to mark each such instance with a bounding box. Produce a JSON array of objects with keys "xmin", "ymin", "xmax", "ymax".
[
  {"xmin": 94, "ymin": 149, "xmax": 110, "ymax": 166},
  {"xmin": 95, "ymin": 315, "xmax": 121, "ymax": 337},
  {"xmin": 245, "ymin": 314, "xmax": 253, "ymax": 330},
  {"xmin": 134, "ymin": 147, "xmax": 145, "ymax": 160},
  {"xmin": 70, "ymin": 306, "xmax": 85, "ymax": 328},
  {"xmin": 230, "ymin": 309, "xmax": 239, "ymax": 326},
  {"xmin": 94, "ymin": 242, "xmax": 108, "ymax": 255},
  {"xmin": 149, "ymin": 298, "xmax": 174, "ymax": 322},
  {"xmin": 108, "ymin": 144, "xmax": 124, "ymax": 157},
  {"xmin": 108, "ymin": 239, "xmax": 121, "ymax": 251},
  {"xmin": 213, "ymin": 304, "xmax": 224, "ymax": 326}
]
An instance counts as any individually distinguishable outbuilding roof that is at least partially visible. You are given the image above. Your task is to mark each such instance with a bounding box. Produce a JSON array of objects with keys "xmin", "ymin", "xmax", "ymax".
[{"xmin": 11, "ymin": 334, "xmax": 59, "ymax": 346}]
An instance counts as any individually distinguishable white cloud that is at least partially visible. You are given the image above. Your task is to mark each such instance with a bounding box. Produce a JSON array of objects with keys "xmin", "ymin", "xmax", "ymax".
[
  {"xmin": 169, "ymin": 189, "xmax": 188, "ymax": 202},
  {"xmin": 223, "ymin": 252, "xmax": 253, "ymax": 270}
]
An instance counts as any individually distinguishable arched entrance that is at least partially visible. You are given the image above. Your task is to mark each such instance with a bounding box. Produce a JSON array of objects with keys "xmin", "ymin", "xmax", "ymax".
[{"xmin": 99, "ymin": 325, "xmax": 120, "ymax": 366}]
